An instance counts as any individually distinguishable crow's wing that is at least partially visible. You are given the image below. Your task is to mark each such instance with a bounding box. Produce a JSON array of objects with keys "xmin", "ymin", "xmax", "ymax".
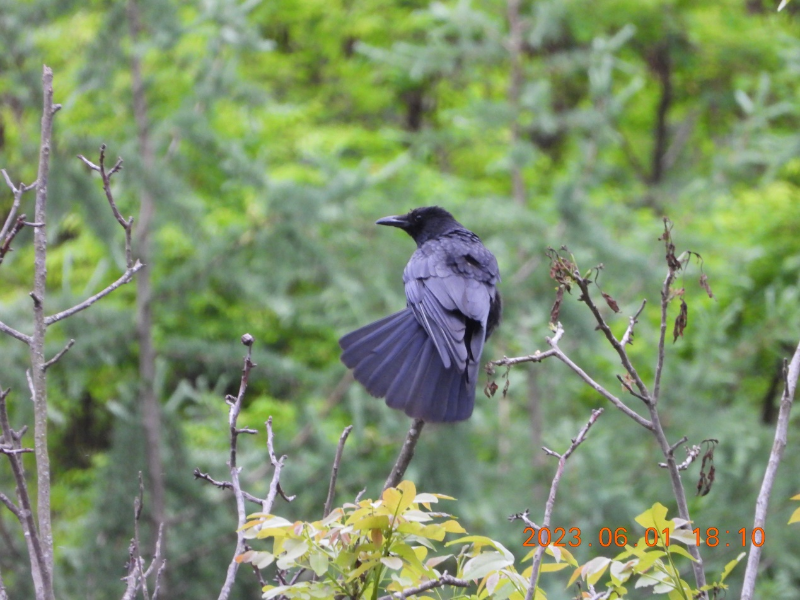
[{"xmin": 403, "ymin": 233, "xmax": 499, "ymax": 372}]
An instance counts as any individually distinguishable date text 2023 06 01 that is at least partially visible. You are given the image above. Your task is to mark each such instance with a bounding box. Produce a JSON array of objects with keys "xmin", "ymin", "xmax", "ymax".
[{"xmin": 523, "ymin": 526, "xmax": 765, "ymax": 548}]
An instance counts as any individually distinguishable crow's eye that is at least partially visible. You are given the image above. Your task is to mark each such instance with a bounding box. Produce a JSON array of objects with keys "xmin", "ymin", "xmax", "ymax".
[{"xmin": 414, "ymin": 213, "xmax": 423, "ymax": 223}]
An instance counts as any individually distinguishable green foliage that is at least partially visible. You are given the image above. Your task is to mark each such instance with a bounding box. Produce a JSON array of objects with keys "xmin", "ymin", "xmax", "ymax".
[
  {"xmin": 568, "ymin": 503, "xmax": 745, "ymax": 600},
  {"xmin": 239, "ymin": 480, "xmax": 540, "ymax": 599}
]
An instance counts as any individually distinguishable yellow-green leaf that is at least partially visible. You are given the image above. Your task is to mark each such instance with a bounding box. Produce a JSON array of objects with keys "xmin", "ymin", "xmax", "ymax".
[
  {"xmin": 789, "ymin": 507, "xmax": 800, "ymax": 524},
  {"xmin": 462, "ymin": 551, "xmax": 514, "ymax": 580},
  {"xmin": 445, "ymin": 535, "xmax": 498, "ymax": 549},
  {"xmin": 382, "ymin": 488, "xmax": 402, "ymax": 513},
  {"xmin": 309, "ymin": 551, "xmax": 328, "ymax": 577},
  {"xmin": 632, "ymin": 551, "xmax": 665, "ymax": 574},
  {"xmin": 440, "ymin": 520, "xmax": 467, "ymax": 534},
  {"xmin": 582, "ymin": 557, "xmax": 611, "ymax": 586},
  {"xmin": 395, "ymin": 480, "xmax": 417, "ymax": 515},
  {"xmin": 381, "ymin": 556, "xmax": 403, "ymax": 570},
  {"xmin": 540, "ymin": 562, "xmax": 569, "ymax": 573},
  {"xmin": 352, "ymin": 515, "xmax": 390, "ymax": 531},
  {"xmin": 321, "ymin": 507, "xmax": 344, "ymax": 526},
  {"xmin": 635, "ymin": 503, "xmax": 670, "ymax": 531},
  {"xmin": 345, "ymin": 559, "xmax": 381, "ymax": 582},
  {"xmin": 668, "ymin": 545, "xmax": 698, "ymax": 562},
  {"xmin": 719, "ymin": 552, "xmax": 746, "ymax": 583}
]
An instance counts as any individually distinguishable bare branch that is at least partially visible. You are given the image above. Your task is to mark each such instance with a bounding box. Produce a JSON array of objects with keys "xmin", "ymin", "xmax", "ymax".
[
  {"xmin": 0, "ymin": 320, "xmax": 31, "ymax": 345},
  {"xmin": 45, "ymin": 261, "xmax": 143, "ymax": 326},
  {"xmin": 653, "ymin": 269, "xmax": 676, "ymax": 406},
  {"xmin": 263, "ymin": 417, "xmax": 293, "ymax": 511},
  {"xmin": 218, "ymin": 335, "xmax": 255, "ymax": 600},
  {"xmin": 508, "ymin": 509, "xmax": 540, "ymax": 530},
  {"xmin": 0, "ymin": 216, "xmax": 27, "ymax": 267},
  {"xmin": 0, "ymin": 387, "xmax": 50, "ymax": 597},
  {"xmin": 78, "ymin": 144, "xmax": 134, "ymax": 267},
  {"xmin": 659, "ymin": 443, "xmax": 700, "ymax": 471},
  {"xmin": 193, "ymin": 469, "xmax": 264, "ymax": 506},
  {"xmin": 0, "ymin": 168, "xmax": 36, "ymax": 251},
  {"xmin": 491, "ymin": 324, "xmax": 652, "ymax": 429},
  {"xmin": 324, "ymin": 425, "xmax": 353, "ymax": 518},
  {"xmin": 620, "ymin": 299, "xmax": 647, "ymax": 347},
  {"xmin": 43, "ymin": 339, "xmax": 75, "ymax": 371},
  {"xmin": 0, "ymin": 493, "xmax": 22, "ymax": 521},
  {"xmin": 574, "ymin": 276, "xmax": 651, "ymax": 400},
  {"xmin": 377, "ymin": 572, "xmax": 470, "ymax": 600},
  {"xmin": 384, "ymin": 418, "xmax": 426, "ymax": 491},
  {"xmin": 525, "ymin": 409, "xmax": 603, "ymax": 600},
  {"xmin": 741, "ymin": 340, "xmax": 800, "ymax": 600}
]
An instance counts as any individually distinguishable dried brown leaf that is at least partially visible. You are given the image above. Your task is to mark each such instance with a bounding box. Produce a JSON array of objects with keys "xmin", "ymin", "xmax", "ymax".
[
  {"xmin": 549, "ymin": 285, "xmax": 565, "ymax": 326},
  {"xmin": 601, "ymin": 292, "xmax": 620, "ymax": 313},
  {"xmin": 699, "ymin": 273, "xmax": 714, "ymax": 298},
  {"xmin": 673, "ymin": 298, "xmax": 688, "ymax": 343},
  {"xmin": 484, "ymin": 380, "xmax": 498, "ymax": 398}
]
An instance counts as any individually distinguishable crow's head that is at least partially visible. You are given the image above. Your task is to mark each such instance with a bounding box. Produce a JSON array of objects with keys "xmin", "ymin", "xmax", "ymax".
[{"xmin": 376, "ymin": 206, "xmax": 461, "ymax": 246}]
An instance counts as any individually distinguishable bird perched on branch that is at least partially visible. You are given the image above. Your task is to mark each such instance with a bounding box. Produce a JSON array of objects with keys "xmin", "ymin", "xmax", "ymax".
[{"xmin": 339, "ymin": 206, "xmax": 501, "ymax": 422}]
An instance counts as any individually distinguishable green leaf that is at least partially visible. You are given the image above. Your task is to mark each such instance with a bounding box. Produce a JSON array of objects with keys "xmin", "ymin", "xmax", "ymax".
[
  {"xmin": 582, "ymin": 557, "xmax": 611, "ymax": 586},
  {"xmin": 462, "ymin": 551, "xmax": 514, "ymax": 580},
  {"xmin": 352, "ymin": 515, "xmax": 390, "ymax": 531},
  {"xmin": 719, "ymin": 552, "xmax": 746, "ymax": 583},
  {"xmin": 277, "ymin": 538, "xmax": 309, "ymax": 570},
  {"xmin": 381, "ymin": 556, "xmax": 403, "ymax": 570},
  {"xmin": 635, "ymin": 503, "xmax": 670, "ymax": 531},
  {"xmin": 668, "ymin": 545, "xmax": 698, "ymax": 562},
  {"xmin": 309, "ymin": 551, "xmax": 328, "ymax": 577}
]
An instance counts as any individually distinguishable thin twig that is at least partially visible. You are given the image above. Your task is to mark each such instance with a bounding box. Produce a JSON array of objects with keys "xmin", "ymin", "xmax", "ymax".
[
  {"xmin": 741, "ymin": 340, "xmax": 800, "ymax": 600},
  {"xmin": 78, "ymin": 145, "xmax": 133, "ymax": 267},
  {"xmin": 652, "ymin": 269, "xmax": 676, "ymax": 406},
  {"xmin": 377, "ymin": 572, "xmax": 470, "ymax": 600},
  {"xmin": 0, "ymin": 321, "xmax": 31, "ymax": 345},
  {"xmin": 324, "ymin": 425, "xmax": 353, "ymax": 518},
  {"xmin": 574, "ymin": 276, "xmax": 651, "ymax": 400},
  {"xmin": 508, "ymin": 509, "xmax": 540, "ymax": 530},
  {"xmin": 43, "ymin": 339, "xmax": 75, "ymax": 371},
  {"xmin": 262, "ymin": 416, "xmax": 289, "ymax": 514},
  {"xmin": 44, "ymin": 261, "xmax": 143, "ymax": 326},
  {"xmin": 133, "ymin": 473, "xmax": 151, "ymax": 600},
  {"xmin": 193, "ymin": 470, "xmax": 265, "ymax": 506},
  {"xmin": 525, "ymin": 409, "xmax": 603, "ymax": 600},
  {"xmin": 620, "ymin": 299, "xmax": 647, "ymax": 347},
  {"xmin": 0, "ymin": 493, "xmax": 22, "ymax": 521},
  {"xmin": 384, "ymin": 418, "xmax": 425, "ymax": 491},
  {"xmin": 0, "ymin": 169, "xmax": 36, "ymax": 249},
  {"xmin": 0, "ymin": 216, "xmax": 26, "ymax": 267}
]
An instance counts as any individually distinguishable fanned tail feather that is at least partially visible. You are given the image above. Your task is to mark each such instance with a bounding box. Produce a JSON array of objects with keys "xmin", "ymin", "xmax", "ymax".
[{"xmin": 339, "ymin": 308, "xmax": 474, "ymax": 422}]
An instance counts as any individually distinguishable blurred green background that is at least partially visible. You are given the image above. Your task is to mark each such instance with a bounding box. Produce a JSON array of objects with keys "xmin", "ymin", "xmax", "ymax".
[{"xmin": 1, "ymin": 0, "xmax": 800, "ymax": 597}]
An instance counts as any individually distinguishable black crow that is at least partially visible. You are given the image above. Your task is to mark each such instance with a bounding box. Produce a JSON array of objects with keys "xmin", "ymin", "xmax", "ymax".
[{"xmin": 339, "ymin": 206, "xmax": 501, "ymax": 422}]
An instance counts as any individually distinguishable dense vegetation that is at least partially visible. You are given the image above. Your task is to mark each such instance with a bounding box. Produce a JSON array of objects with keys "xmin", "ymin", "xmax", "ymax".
[{"xmin": 1, "ymin": 0, "xmax": 800, "ymax": 597}]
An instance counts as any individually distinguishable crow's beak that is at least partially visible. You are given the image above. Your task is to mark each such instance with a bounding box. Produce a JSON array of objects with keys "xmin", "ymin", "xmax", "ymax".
[{"xmin": 376, "ymin": 215, "xmax": 409, "ymax": 229}]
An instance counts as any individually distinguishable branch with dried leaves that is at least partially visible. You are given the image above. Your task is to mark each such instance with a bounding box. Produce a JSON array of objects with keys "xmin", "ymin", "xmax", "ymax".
[{"xmin": 490, "ymin": 221, "xmax": 712, "ymax": 596}]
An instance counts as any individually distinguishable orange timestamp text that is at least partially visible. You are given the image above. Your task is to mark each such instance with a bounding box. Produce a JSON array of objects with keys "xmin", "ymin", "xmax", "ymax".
[{"xmin": 523, "ymin": 527, "xmax": 765, "ymax": 548}]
